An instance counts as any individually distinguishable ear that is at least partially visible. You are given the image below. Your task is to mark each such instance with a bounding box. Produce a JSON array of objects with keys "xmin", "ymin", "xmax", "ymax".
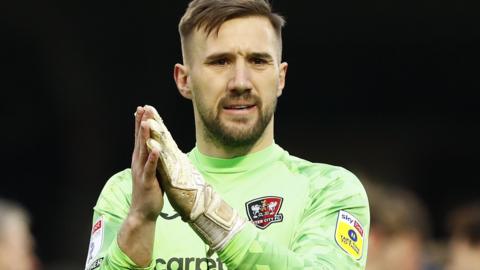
[
  {"xmin": 174, "ymin": 63, "xmax": 192, "ymax": 100},
  {"xmin": 277, "ymin": 62, "xmax": 288, "ymax": 97}
]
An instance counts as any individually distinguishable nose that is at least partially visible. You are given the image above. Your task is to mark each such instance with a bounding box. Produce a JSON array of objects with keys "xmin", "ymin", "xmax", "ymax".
[{"xmin": 227, "ymin": 60, "xmax": 253, "ymax": 94}]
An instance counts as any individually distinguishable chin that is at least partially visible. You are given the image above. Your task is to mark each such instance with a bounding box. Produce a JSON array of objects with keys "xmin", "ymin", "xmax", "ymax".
[
  {"xmin": 222, "ymin": 121, "xmax": 257, "ymax": 135},
  {"xmin": 216, "ymin": 123, "xmax": 264, "ymax": 147}
]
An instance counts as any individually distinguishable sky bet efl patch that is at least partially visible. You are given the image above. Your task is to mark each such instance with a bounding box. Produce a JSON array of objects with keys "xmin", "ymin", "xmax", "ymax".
[
  {"xmin": 334, "ymin": 210, "xmax": 364, "ymax": 260},
  {"xmin": 85, "ymin": 216, "xmax": 104, "ymax": 268}
]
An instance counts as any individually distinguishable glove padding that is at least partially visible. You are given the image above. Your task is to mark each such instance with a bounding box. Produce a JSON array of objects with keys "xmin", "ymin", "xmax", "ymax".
[{"xmin": 145, "ymin": 113, "xmax": 246, "ymax": 255}]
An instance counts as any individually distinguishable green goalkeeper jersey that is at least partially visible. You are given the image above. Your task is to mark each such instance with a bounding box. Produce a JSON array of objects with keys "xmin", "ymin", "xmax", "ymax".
[{"xmin": 85, "ymin": 143, "xmax": 369, "ymax": 270}]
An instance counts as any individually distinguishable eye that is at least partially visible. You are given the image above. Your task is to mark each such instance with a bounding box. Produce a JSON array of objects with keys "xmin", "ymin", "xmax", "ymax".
[
  {"xmin": 210, "ymin": 58, "xmax": 230, "ymax": 66},
  {"xmin": 251, "ymin": 57, "xmax": 268, "ymax": 65}
]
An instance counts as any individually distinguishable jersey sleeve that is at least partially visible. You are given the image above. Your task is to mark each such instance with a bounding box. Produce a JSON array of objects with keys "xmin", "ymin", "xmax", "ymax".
[
  {"xmin": 84, "ymin": 169, "xmax": 156, "ymax": 270},
  {"xmin": 217, "ymin": 166, "xmax": 370, "ymax": 270}
]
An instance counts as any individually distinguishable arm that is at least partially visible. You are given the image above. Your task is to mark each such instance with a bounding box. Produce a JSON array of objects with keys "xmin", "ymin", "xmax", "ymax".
[
  {"xmin": 117, "ymin": 106, "xmax": 164, "ymax": 266},
  {"xmin": 85, "ymin": 106, "xmax": 165, "ymax": 270},
  {"xmin": 218, "ymin": 170, "xmax": 369, "ymax": 269},
  {"xmin": 85, "ymin": 170, "xmax": 157, "ymax": 270}
]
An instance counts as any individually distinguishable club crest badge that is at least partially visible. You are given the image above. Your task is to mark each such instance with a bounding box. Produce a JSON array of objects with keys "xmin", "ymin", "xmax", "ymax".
[{"xmin": 245, "ymin": 196, "xmax": 284, "ymax": 229}]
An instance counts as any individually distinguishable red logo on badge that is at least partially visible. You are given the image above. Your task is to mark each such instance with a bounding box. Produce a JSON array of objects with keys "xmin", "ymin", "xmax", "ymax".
[
  {"xmin": 92, "ymin": 219, "xmax": 102, "ymax": 234},
  {"xmin": 245, "ymin": 196, "xmax": 284, "ymax": 229},
  {"xmin": 354, "ymin": 220, "xmax": 364, "ymax": 237}
]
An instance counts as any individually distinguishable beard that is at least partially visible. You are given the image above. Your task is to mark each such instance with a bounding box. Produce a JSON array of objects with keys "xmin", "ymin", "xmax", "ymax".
[{"xmin": 197, "ymin": 93, "xmax": 277, "ymax": 149}]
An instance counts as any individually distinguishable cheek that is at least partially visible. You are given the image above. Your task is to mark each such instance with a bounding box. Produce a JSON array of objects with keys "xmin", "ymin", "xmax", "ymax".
[
  {"xmin": 191, "ymin": 71, "xmax": 225, "ymax": 104},
  {"xmin": 258, "ymin": 77, "xmax": 280, "ymax": 105},
  {"xmin": 191, "ymin": 87, "xmax": 219, "ymax": 117}
]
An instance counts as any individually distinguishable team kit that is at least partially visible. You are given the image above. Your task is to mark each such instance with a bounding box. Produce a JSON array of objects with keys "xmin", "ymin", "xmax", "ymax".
[{"xmin": 86, "ymin": 144, "xmax": 368, "ymax": 269}]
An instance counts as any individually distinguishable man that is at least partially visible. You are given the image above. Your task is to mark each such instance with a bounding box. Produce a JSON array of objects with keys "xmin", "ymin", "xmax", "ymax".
[
  {"xmin": 0, "ymin": 199, "xmax": 38, "ymax": 270},
  {"xmin": 85, "ymin": 0, "xmax": 369, "ymax": 269}
]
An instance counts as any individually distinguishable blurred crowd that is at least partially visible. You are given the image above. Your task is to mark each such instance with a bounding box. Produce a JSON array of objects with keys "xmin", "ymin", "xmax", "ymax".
[
  {"xmin": 0, "ymin": 199, "xmax": 39, "ymax": 270},
  {"xmin": 364, "ymin": 180, "xmax": 480, "ymax": 270},
  {"xmin": 1, "ymin": 183, "xmax": 479, "ymax": 270}
]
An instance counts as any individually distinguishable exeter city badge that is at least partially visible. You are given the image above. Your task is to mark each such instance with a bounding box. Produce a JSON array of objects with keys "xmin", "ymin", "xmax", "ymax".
[{"xmin": 245, "ymin": 196, "xmax": 284, "ymax": 229}]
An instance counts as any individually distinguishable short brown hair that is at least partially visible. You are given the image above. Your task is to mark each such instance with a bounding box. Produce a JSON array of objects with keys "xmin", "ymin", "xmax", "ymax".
[
  {"xmin": 365, "ymin": 181, "xmax": 430, "ymax": 237},
  {"xmin": 179, "ymin": 0, "xmax": 285, "ymax": 59}
]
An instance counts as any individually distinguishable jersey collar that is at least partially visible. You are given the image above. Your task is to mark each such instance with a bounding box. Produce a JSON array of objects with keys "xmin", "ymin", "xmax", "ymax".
[{"xmin": 188, "ymin": 143, "xmax": 284, "ymax": 173}]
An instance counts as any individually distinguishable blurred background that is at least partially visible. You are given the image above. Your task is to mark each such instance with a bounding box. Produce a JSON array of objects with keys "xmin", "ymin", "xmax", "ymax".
[{"xmin": 1, "ymin": 0, "xmax": 478, "ymax": 269}]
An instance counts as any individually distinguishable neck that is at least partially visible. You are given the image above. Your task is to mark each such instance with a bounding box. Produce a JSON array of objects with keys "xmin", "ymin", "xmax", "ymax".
[{"xmin": 196, "ymin": 120, "xmax": 274, "ymax": 159}]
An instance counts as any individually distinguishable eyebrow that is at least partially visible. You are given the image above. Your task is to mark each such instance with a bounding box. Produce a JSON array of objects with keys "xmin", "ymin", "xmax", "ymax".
[
  {"xmin": 204, "ymin": 52, "xmax": 274, "ymax": 62},
  {"xmin": 204, "ymin": 52, "xmax": 232, "ymax": 62},
  {"xmin": 249, "ymin": 52, "xmax": 274, "ymax": 61}
]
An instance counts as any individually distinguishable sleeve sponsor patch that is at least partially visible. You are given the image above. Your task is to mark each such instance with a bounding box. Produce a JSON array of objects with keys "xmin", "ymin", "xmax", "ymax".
[
  {"xmin": 86, "ymin": 258, "xmax": 104, "ymax": 270},
  {"xmin": 334, "ymin": 210, "xmax": 364, "ymax": 260},
  {"xmin": 85, "ymin": 216, "xmax": 104, "ymax": 268}
]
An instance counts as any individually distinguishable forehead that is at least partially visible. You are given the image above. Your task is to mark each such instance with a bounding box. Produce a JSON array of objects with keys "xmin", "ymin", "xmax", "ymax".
[{"xmin": 189, "ymin": 16, "xmax": 280, "ymax": 60}]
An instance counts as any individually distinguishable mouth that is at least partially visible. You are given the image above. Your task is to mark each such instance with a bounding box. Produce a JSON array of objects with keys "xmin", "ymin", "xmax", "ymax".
[
  {"xmin": 222, "ymin": 103, "xmax": 257, "ymax": 115},
  {"xmin": 223, "ymin": 104, "xmax": 256, "ymax": 110}
]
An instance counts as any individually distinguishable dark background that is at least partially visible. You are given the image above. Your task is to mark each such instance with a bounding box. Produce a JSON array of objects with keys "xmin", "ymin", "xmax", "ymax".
[{"xmin": 1, "ymin": 0, "xmax": 478, "ymax": 268}]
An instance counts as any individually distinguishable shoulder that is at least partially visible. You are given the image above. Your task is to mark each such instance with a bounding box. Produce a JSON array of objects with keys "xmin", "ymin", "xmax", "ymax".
[
  {"xmin": 94, "ymin": 169, "xmax": 133, "ymax": 216},
  {"xmin": 286, "ymin": 154, "xmax": 370, "ymax": 227},
  {"xmin": 280, "ymin": 152, "xmax": 367, "ymax": 206},
  {"xmin": 101, "ymin": 168, "xmax": 133, "ymax": 195}
]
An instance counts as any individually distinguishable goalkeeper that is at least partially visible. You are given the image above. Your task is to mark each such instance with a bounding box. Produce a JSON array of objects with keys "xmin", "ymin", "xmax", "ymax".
[{"xmin": 85, "ymin": 0, "xmax": 370, "ymax": 269}]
